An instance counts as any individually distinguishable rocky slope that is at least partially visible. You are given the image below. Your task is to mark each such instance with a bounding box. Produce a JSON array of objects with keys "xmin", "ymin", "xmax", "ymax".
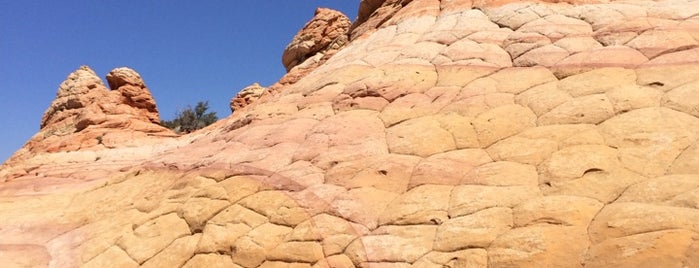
[{"xmin": 2, "ymin": 0, "xmax": 699, "ymax": 267}]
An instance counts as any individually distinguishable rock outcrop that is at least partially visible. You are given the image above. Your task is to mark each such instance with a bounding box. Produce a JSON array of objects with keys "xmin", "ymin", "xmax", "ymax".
[
  {"xmin": 350, "ymin": 0, "xmax": 413, "ymax": 40},
  {"xmin": 238, "ymin": 8, "xmax": 351, "ymax": 113},
  {"xmin": 230, "ymin": 83, "xmax": 267, "ymax": 113},
  {"xmin": 2, "ymin": 0, "xmax": 699, "ymax": 267},
  {"xmin": 106, "ymin": 67, "xmax": 160, "ymax": 124},
  {"xmin": 282, "ymin": 8, "xmax": 351, "ymax": 72},
  {"xmin": 41, "ymin": 65, "xmax": 163, "ymax": 132},
  {"xmin": 5, "ymin": 66, "xmax": 174, "ymax": 169}
]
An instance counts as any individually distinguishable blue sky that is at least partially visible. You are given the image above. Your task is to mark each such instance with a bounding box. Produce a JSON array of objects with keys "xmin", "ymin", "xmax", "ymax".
[{"xmin": 0, "ymin": 1, "xmax": 359, "ymax": 163}]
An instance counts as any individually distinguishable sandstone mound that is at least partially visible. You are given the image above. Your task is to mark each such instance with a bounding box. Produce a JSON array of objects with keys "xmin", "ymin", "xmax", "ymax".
[
  {"xmin": 2, "ymin": 0, "xmax": 699, "ymax": 267},
  {"xmin": 230, "ymin": 83, "xmax": 267, "ymax": 113}
]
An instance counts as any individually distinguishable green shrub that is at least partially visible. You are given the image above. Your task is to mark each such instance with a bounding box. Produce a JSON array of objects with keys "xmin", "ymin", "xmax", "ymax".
[{"xmin": 162, "ymin": 101, "xmax": 218, "ymax": 133}]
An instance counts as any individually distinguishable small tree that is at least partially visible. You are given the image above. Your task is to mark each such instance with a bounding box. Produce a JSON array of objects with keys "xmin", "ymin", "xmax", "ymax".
[{"xmin": 162, "ymin": 101, "xmax": 218, "ymax": 133}]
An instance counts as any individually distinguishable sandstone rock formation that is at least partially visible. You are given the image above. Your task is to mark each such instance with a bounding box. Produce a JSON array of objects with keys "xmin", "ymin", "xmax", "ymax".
[
  {"xmin": 239, "ymin": 8, "xmax": 352, "ymax": 113},
  {"xmin": 350, "ymin": 0, "xmax": 414, "ymax": 40},
  {"xmin": 230, "ymin": 83, "xmax": 267, "ymax": 113},
  {"xmin": 2, "ymin": 0, "xmax": 699, "ymax": 267},
  {"xmin": 2, "ymin": 66, "xmax": 174, "ymax": 175},
  {"xmin": 282, "ymin": 8, "xmax": 351, "ymax": 72},
  {"xmin": 106, "ymin": 67, "xmax": 160, "ymax": 124}
]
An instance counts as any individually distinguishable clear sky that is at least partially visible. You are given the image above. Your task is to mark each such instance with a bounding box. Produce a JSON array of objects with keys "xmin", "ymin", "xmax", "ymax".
[{"xmin": 0, "ymin": 1, "xmax": 359, "ymax": 163}]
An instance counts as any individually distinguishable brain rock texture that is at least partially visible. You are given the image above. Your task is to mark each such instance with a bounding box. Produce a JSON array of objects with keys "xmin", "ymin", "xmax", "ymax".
[{"xmin": 1, "ymin": 0, "xmax": 699, "ymax": 267}]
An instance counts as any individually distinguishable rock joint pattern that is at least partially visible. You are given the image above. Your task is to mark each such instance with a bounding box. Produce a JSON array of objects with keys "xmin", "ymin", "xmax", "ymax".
[{"xmin": 2, "ymin": 0, "xmax": 699, "ymax": 267}]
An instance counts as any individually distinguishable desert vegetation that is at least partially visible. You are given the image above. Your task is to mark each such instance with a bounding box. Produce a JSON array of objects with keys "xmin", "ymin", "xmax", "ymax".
[{"xmin": 161, "ymin": 101, "xmax": 218, "ymax": 133}]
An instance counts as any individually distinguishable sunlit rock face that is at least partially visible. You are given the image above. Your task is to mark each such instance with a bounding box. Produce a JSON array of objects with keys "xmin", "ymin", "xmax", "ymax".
[
  {"xmin": 282, "ymin": 7, "xmax": 351, "ymax": 72},
  {"xmin": 2, "ymin": 0, "xmax": 699, "ymax": 267},
  {"xmin": 2, "ymin": 66, "xmax": 174, "ymax": 182},
  {"xmin": 230, "ymin": 82, "xmax": 267, "ymax": 113}
]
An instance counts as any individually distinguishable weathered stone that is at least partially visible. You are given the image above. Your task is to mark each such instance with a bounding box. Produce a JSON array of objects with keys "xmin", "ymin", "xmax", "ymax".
[
  {"xmin": 599, "ymin": 108, "xmax": 699, "ymax": 177},
  {"xmin": 409, "ymin": 149, "xmax": 492, "ymax": 188},
  {"xmin": 518, "ymin": 14, "xmax": 592, "ymax": 40},
  {"xmin": 231, "ymin": 237, "xmax": 267, "ymax": 268},
  {"xmin": 434, "ymin": 207, "xmax": 513, "ymax": 251},
  {"xmin": 626, "ymin": 29, "xmax": 697, "ymax": 59},
  {"xmin": 283, "ymin": 8, "xmax": 351, "ymax": 71},
  {"xmin": 238, "ymin": 191, "xmax": 310, "ymax": 227},
  {"xmin": 489, "ymin": 225, "xmax": 590, "ymax": 268},
  {"xmin": 516, "ymin": 82, "xmax": 572, "ymax": 116},
  {"xmin": 0, "ymin": 244, "xmax": 51, "ymax": 268},
  {"xmin": 196, "ymin": 223, "xmax": 250, "ymax": 254},
  {"xmin": 473, "ymin": 104, "xmax": 537, "ymax": 147},
  {"xmin": 141, "ymin": 234, "xmax": 202, "ymax": 268},
  {"xmin": 345, "ymin": 225, "xmax": 436, "ymax": 264},
  {"xmin": 3, "ymin": 1, "xmax": 699, "ymax": 267},
  {"xmin": 588, "ymin": 203, "xmax": 699, "ymax": 243},
  {"xmin": 83, "ymin": 246, "xmax": 139, "ymax": 268},
  {"xmin": 552, "ymin": 46, "xmax": 649, "ymax": 78},
  {"xmin": 177, "ymin": 198, "xmax": 230, "ymax": 233},
  {"xmin": 314, "ymin": 255, "xmax": 355, "ymax": 268},
  {"xmin": 379, "ymin": 184, "xmax": 453, "ymax": 225},
  {"xmin": 325, "ymin": 154, "xmax": 420, "ymax": 193},
  {"xmin": 230, "ymin": 83, "xmax": 267, "ymax": 113},
  {"xmin": 669, "ymin": 144, "xmax": 699, "ymax": 175},
  {"xmin": 259, "ymin": 261, "xmax": 312, "ymax": 268},
  {"xmin": 386, "ymin": 116, "xmax": 457, "ymax": 157},
  {"xmin": 330, "ymin": 187, "xmax": 398, "ymax": 230},
  {"xmin": 449, "ymin": 185, "xmax": 541, "ymax": 218},
  {"xmin": 558, "ymin": 67, "xmax": 637, "ymax": 97},
  {"xmin": 538, "ymin": 94, "xmax": 615, "ymax": 125},
  {"xmin": 268, "ymin": 241, "xmax": 324, "ymax": 263},
  {"xmin": 544, "ymin": 167, "xmax": 647, "ymax": 204},
  {"xmin": 617, "ymin": 174, "xmax": 699, "ymax": 206},
  {"xmin": 106, "ymin": 67, "xmax": 160, "ymax": 124},
  {"xmin": 539, "ymin": 144, "xmax": 620, "ymax": 183},
  {"xmin": 413, "ymin": 249, "xmax": 488, "ymax": 268},
  {"xmin": 13, "ymin": 65, "xmax": 173, "ymax": 163},
  {"xmin": 513, "ymin": 196, "xmax": 603, "ymax": 227},
  {"xmin": 116, "ymin": 213, "xmax": 191, "ymax": 264},
  {"xmin": 488, "ymin": 136, "xmax": 558, "ymax": 165},
  {"xmin": 662, "ymin": 80, "xmax": 699, "ymax": 117},
  {"xmin": 514, "ymin": 44, "xmax": 569, "ymax": 67},
  {"xmin": 183, "ymin": 254, "xmax": 240, "ymax": 268},
  {"xmin": 585, "ymin": 229, "xmax": 699, "ymax": 268}
]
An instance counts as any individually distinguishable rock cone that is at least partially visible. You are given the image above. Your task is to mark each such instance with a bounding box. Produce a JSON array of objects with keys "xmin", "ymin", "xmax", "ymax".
[{"xmin": 2, "ymin": 0, "xmax": 699, "ymax": 267}]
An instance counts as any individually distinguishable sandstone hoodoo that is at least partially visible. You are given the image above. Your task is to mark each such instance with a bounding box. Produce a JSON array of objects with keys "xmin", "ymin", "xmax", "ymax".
[
  {"xmin": 106, "ymin": 67, "xmax": 161, "ymax": 124},
  {"xmin": 2, "ymin": 0, "xmax": 699, "ymax": 267},
  {"xmin": 41, "ymin": 66, "xmax": 163, "ymax": 132},
  {"xmin": 282, "ymin": 8, "xmax": 351, "ymax": 72},
  {"xmin": 4, "ymin": 65, "xmax": 174, "ymax": 169}
]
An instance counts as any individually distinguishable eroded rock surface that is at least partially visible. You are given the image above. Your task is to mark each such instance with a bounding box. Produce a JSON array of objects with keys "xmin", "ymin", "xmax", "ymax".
[
  {"xmin": 2, "ymin": 0, "xmax": 699, "ymax": 267},
  {"xmin": 282, "ymin": 8, "xmax": 351, "ymax": 72},
  {"xmin": 267, "ymin": 7, "xmax": 353, "ymax": 98},
  {"xmin": 230, "ymin": 83, "xmax": 268, "ymax": 113},
  {"xmin": 1, "ymin": 66, "xmax": 174, "ymax": 181}
]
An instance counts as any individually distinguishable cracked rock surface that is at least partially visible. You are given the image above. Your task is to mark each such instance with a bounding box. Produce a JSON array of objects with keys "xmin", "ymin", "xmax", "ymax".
[{"xmin": 2, "ymin": 0, "xmax": 699, "ymax": 267}]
